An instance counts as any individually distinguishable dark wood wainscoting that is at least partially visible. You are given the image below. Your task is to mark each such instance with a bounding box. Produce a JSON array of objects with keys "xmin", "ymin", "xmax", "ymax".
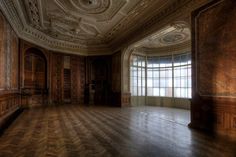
[{"xmin": 0, "ymin": 92, "xmax": 21, "ymax": 133}]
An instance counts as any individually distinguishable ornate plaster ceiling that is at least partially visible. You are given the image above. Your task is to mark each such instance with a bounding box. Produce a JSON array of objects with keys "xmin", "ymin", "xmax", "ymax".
[
  {"xmin": 0, "ymin": 0, "xmax": 193, "ymax": 55},
  {"xmin": 133, "ymin": 22, "xmax": 191, "ymax": 49}
]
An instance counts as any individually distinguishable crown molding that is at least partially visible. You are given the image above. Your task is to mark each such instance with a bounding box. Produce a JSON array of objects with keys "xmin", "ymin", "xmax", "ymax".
[
  {"xmin": 0, "ymin": 0, "xmax": 112, "ymax": 56},
  {"xmin": 0, "ymin": 0, "xmax": 210, "ymax": 56}
]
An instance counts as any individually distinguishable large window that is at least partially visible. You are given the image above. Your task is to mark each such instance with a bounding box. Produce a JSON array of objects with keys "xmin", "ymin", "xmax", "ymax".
[
  {"xmin": 130, "ymin": 52, "xmax": 192, "ymax": 98},
  {"xmin": 173, "ymin": 53, "xmax": 191, "ymax": 98},
  {"xmin": 130, "ymin": 55, "xmax": 146, "ymax": 96},
  {"xmin": 147, "ymin": 56, "xmax": 172, "ymax": 97}
]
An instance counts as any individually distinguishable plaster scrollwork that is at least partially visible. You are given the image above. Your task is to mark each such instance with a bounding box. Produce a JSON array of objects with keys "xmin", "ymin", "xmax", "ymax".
[
  {"xmin": 25, "ymin": 0, "xmax": 41, "ymax": 28},
  {"xmin": 70, "ymin": 0, "xmax": 110, "ymax": 14},
  {"xmin": 47, "ymin": 12, "xmax": 100, "ymax": 41},
  {"xmin": 0, "ymin": 0, "xmax": 210, "ymax": 55}
]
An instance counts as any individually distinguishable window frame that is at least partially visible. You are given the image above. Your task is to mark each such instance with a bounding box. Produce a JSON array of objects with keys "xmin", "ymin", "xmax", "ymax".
[{"xmin": 130, "ymin": 52, "xmax": 192, "ymax": 99}]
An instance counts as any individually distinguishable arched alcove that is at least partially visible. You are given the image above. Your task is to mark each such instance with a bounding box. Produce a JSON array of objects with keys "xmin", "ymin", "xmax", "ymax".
[
  {"xmin": 22, "ymin": 47, "xmax": 48, "ymax": 107},
  {"xmin": 24, "ymin": 48, "xmax": 47, "ymax": 89}
]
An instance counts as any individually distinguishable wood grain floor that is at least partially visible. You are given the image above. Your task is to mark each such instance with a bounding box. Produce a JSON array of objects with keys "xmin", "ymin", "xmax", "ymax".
[{"xmin": 0, "ymin": 105, "xmax": 236, "ymax": 157}]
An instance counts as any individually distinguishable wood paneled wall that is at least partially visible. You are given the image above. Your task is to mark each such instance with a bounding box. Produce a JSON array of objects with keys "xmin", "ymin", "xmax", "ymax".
[
  {"xmin": 70, "ymin": 55, "xmax": 85, "ymax": 104},
  {"xmin": 0, "ymin": 11, "xmax": 20, "ymax": 130},
  {"xmin": 50, "ymin": 53, "xmax": 86, "ymax": 104},
  {"xmin": 20, "ymin": 41, "xmax": 123, "ymax": 106},
  {"xmin": 111, "ymin": 51, "xmax": 131, "ymax": 107},
  {"xmin": 85, "ymin": 56, "xmax": 111, "ymax": 105},
  {"xmin": 50, "ymin": 53, "xmax": 64, "ymax": 103},
  {"xmin": 191, "ymin": 0, "xmax": 236, "ymax": 137}
]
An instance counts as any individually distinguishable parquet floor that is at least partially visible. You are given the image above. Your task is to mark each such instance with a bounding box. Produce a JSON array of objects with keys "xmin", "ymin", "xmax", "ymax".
[{"xmin": 0, "ymin": 105, "xmax": 236, "ymax": 157}]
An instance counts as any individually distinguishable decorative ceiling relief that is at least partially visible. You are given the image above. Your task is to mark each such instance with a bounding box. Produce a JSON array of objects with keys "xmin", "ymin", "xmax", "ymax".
[
  {"xmin": 134, "ymin": 22, "xmax": 191, "ymax": 49},
  {"xmin": 0, "ymin": 0, "xmax": 203, "ymax": 55},
  {"xmin": 54, "ymin": 0, "xmax": 126, "ymax": 22},
  {"xmin": 69, "ymin": 0, "xmax": 110, "ymax": 14},
  {"xmin": 24, "ymin": 0, "xmax": 42, "ymax": 29}
]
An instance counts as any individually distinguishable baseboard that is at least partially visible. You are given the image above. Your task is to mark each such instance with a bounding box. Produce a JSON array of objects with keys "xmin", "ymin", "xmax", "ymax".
[{"xmin": 0, "ymin": 107, "xmax": 23, "ymax": 136}]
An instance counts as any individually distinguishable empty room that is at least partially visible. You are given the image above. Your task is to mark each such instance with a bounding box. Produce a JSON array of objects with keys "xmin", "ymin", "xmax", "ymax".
[{"xmin": 0, "ymin": 0, "xmax": 236, "ymax": 157}]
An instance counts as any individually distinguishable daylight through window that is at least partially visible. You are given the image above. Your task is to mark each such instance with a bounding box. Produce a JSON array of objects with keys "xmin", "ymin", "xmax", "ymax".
[{"xmin": 130, "ymin": 53, "xmax": 191, "ymax": 98}]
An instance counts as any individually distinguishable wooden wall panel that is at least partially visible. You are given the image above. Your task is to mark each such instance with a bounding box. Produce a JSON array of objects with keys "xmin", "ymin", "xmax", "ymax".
[
  {"xmin": 191, "ymin": 0, "xmax": 236, "ymax": 137},
  {"xmin": 86, "ymin": 56, "xmax": 111, "ymax": 105},
  {"xmin": 111, "ymin": 52, "xmax": 121, "ymax": 93},
  {"xmin": 19, "ymin": 41, "xmax": 49, "ymax": 107},
  {"xmin": 0, "ymin": 13, "xmax": 5, "ymax": 90},
  {"xmin": 50, "ymin": 53, "xmax": 86, "ymax": 104},
  {"xmin": 10, "ymin": 29, "xmax": 19, "ymax": 90},
  {"xmin": 0, "ymin": 11, "xmax": 20, "ymax": 130},
  {"xmin": 51, "ymin": 53, "xmax": 64, "ymax": 103},
  {"xmin": 71, "ymin": 56, "xmax": 85, "ymax": 104},
  {"xmin": 111, "ymin": 52, "xmax": 122, "ymax": 106}
]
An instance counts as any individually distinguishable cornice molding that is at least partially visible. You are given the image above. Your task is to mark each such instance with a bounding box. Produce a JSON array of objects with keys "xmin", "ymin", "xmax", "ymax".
[
  {"xmin": 139, "ymin": 40, "xmax": 191, "ymax": 56},
  {"xmin": 0, "ymin": 0, "xmax": 210, "ymax": 55},
  {"xmin": 0, "ymin": 0, "xmax": 112, "ymax": 56},
  {"xmin": 111, "ymin": 0, "xmax": 211, "ymax": 52}
]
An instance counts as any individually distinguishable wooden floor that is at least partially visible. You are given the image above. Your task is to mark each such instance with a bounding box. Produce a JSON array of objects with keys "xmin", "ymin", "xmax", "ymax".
[{"xmin": 0, "ymin": 105, "xmax": 236, "ymax": 157}]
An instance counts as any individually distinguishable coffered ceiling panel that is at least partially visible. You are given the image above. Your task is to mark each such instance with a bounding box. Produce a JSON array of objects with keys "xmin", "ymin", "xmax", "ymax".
[{"xmin": 0, "ymin": 0, "xmax": 194, "ymax": 55}]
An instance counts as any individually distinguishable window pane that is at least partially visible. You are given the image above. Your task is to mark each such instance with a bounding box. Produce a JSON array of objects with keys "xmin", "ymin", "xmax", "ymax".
[
  {"xmin": 166, "ymin": 87, "xmax": 172, "ymax": 97},
  {"xmin": 133, "ymin": 56, "xmax": 138, "ymax": 66},
  {"xmin": 174, "ymin": 55, "xmax": 181, "ymax": 66},
  {"xmin": 174, "ymin": 78, "xmax": 180, "ymax": 87},
  {"xmin": 142, "ymin": 69, "xmax": 145, "ymax": 77},
  {"xmin": 188, "ymin": 88, "xmax": 192, "ymax": 98},
  {"xmin": 160, "ymin": 70, "xmax": 165, "ymax": 77},
  {"xmin": 138, "ymin": 87, "xmax": 142, "ymax": 96},
  {"xmin": 181, "ymin": 88, "xmax": 187, "ymax": 98},
  {"xmin": 188, "ymin": 78, "xmax": 192, "ymax": 88},
  {"xmin": 138, "ymin": 68, "xmax": 141, "ymax": 76},
  {"xmin": 181, "ymin": 77, "xmax": 188, "ymax": 87},
  {"xmin": 181, "ymin": 54, "xmax": 188, "ymax": 65},
  {"xmin": 142, "ymin": 79, "xmax": 146, "ymax": 87},
  {"xmin": 142, "ymin": 87, "xmax": 146, "ymax": 96},
  {"xmin": 186, "ymin": 53, "xmax": 191, "ymax": 64},
  {"xmin": 160, "ymin": 78, "xmax": 165, "ymax": 87},
  {"xmin": 166, "ymin": 69, "xmax": 172, "ymax": 77},
  {"xmin": 167, "ymin": 78, "xmax": 172, "ymax": 87},
  {"xmin": 133, "ymin": 86, "xmax": 137, "ymax": 96},
  {"xmin": 174, "ymin": 88, "xmax": 181, "ymax": 97},
  {"xmin": 147, "ymin": 58, "xmax": 153, "ymax": 67},
  {"xmin": 181, "ymin": 67, "xmax": 188, "ymax": 77},
  {"xmin": 160, "ymin": 88, "xmax": 165, "ymax": 96},
  {"xmin": 153, "ymin": 88, "xmax": 159, "ymax": 96},
  {"xmin": 147, "ymin": 69, "xmax": 152, "ymax": 77},
  {"xmin": 153, "ymin": 70, "xmax": 159, "ymax": 77},
  {"xmin": 142, "ymin": 60, "xmax": 145, "ymax": 67},
  {"xmin": 138, "ymin": 78, "xmax": 142, "ymax": 86},
  {"xmin": 188, "ymin": 66, "xmax": 192, "ymax": 76},
  {"xmin": 160, "ymin": 56, "xmax": 172, "ymax": 67},
  {"xmin": 138, "ymin": 58, "xmax": 142, "ymax": 67},
  {"xmin": 153, "ymin": 79, "xmax": 159, "ymax": 87},
  {"xmin": 147, "ymin": 87, "xmax": 153, "ymax": 96},
  {"xmin": 153, "ymin": 63, "xmax": 159, "ymax": 68},
  {"xmin": 174, "ymin": 67, "xmax": 181, "ymax": 77},
  {"xmin": 147, "ymin": 78, "xmax": 153, "ymax": 87}
]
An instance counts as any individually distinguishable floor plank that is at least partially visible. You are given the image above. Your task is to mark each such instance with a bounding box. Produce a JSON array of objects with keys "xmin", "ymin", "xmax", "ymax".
[{"xmin": 0, "ymin": 105, "xmax": 236, "ymax": 157}]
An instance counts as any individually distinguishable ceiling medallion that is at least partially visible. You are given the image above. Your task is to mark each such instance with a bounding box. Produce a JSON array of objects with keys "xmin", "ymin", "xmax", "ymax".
[
  {"xmin": 161, "ymin": 32, "xmax": 187, "ymax": 44},
  {"xmin": 70, "ymin": 0, "xmax": 110, "ymax": 14}
]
